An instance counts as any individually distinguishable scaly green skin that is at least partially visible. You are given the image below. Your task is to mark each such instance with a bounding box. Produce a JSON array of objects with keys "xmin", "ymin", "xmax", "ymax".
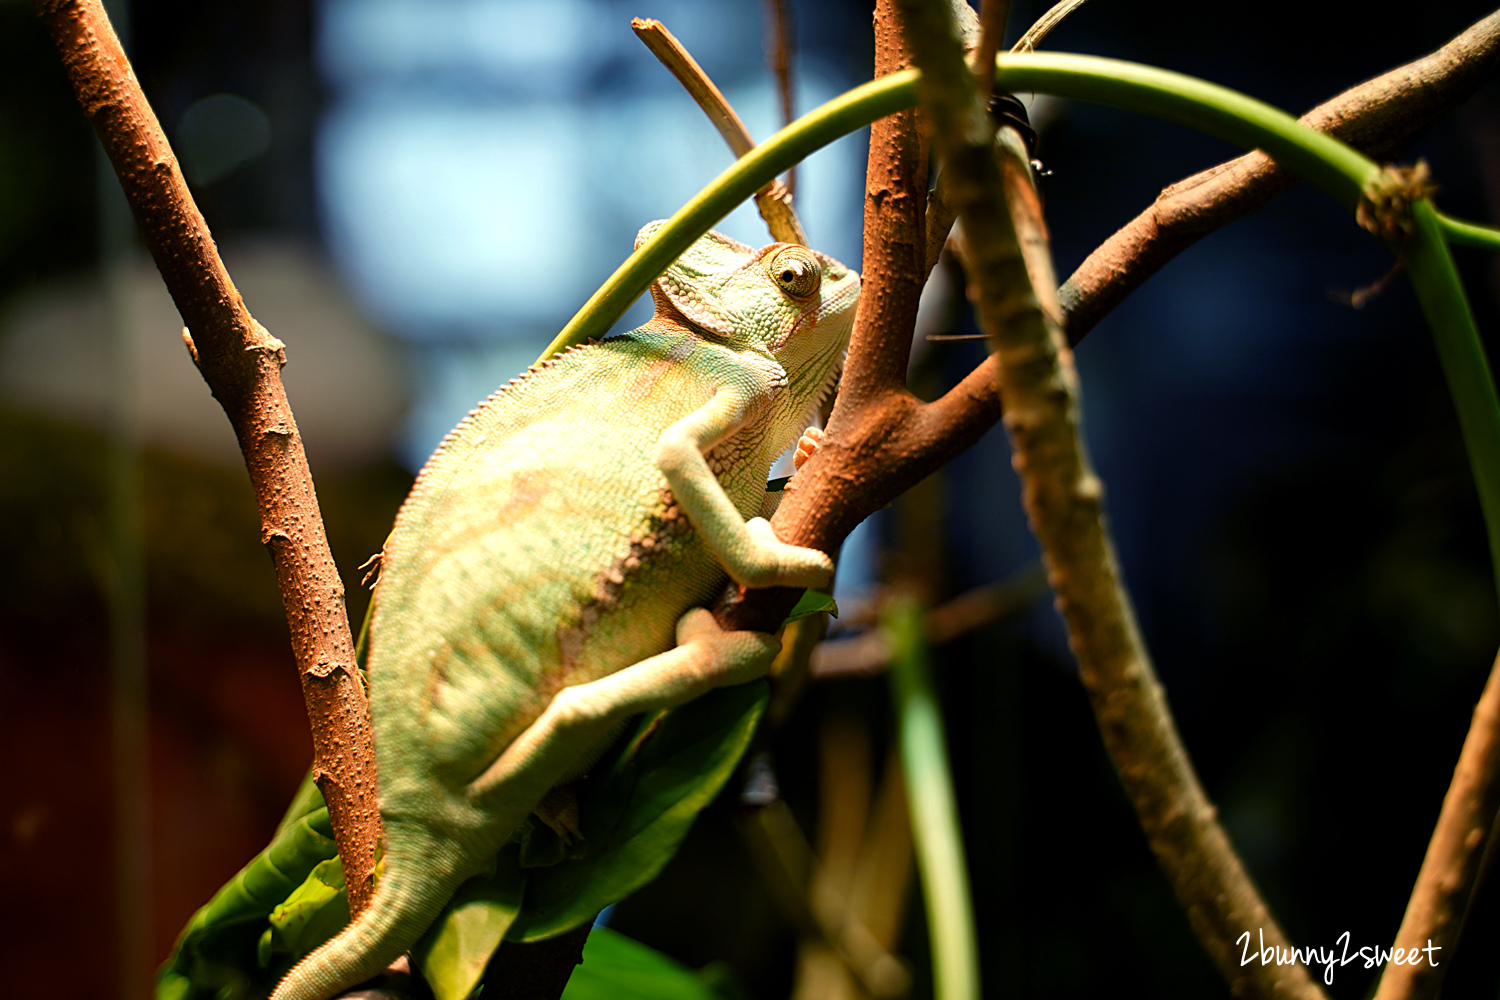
[{"xmin": 269, "ymin": 225, "xmax": 859, "ymax": 1000}]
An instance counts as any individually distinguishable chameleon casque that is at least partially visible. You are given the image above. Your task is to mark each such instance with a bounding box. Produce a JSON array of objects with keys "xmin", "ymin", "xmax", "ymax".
[{"xmin": 270, "ymin": 223, "xmax": 860, "ymax": 1000}]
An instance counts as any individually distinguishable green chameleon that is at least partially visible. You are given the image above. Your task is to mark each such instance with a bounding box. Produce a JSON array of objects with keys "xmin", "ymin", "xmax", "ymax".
[{"xmin": 269, "ymin": 223, "xmax": 860, "ymax": 1000}]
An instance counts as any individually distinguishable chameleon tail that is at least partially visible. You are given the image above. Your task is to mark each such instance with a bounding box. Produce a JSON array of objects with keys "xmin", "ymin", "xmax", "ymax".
[{"xmin": 268, "ymin": 825, "xmax": 469, "ymax": 1000}]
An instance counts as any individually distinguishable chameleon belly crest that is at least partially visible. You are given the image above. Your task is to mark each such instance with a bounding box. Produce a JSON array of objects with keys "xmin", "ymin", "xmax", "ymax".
[{"xmin": 269, "ymin": 225, "xmax": 858, "ymax": 1000}]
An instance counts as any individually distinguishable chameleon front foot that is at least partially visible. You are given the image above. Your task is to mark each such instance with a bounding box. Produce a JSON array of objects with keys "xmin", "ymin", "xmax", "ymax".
[{"xmin": 735, "ymin": 517, "xmax": 834, "ymax": 590}]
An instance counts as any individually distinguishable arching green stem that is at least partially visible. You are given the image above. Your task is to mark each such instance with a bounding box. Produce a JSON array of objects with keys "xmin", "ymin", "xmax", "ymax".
[
  {"xmin": 884, "ymin": 598, "xmax": 980, "ymax": 1000},
  {"xmin": 1407, "ymin": 201, "xmax": 1500, "ymax": 588},
  {"xmin": 1438, "ymin": 211, "xmax": 1500, "ymax": 252},
  {"xmin": 545, "ymin": 51, "xmax": 1500, "ymax": 598},
  {"xmin": 541, "ymin": 52, "xmax": 1388, "ymax": 360},
  {"xmin": 536, "ymin": 70, "xmax": 919, "ymax": 359}
]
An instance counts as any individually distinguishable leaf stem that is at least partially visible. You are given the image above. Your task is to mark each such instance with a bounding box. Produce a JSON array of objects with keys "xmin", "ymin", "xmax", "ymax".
[
  {"xmin": 1437, "ymin": 211, "xmax": 1500, "ymax": 252},
  {"xmin": 884, "ymin": 598, "xmax": 980, "ymax": 1000},
  {"xmin": 1406, "ymin": 200, "xmax": 1500, "ymax": 598},
  {"xmin": 536, "ymin": 70, "xmax": 919, "ymax": 360},
  {"xmin": 541, "ymin": 50, "xmax": 1386, "ymax": 362}
]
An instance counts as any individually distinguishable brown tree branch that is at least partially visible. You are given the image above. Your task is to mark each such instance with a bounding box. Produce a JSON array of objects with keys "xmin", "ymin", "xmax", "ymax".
[
  {"xmin": 970, "ymin": 0, "xmax": 1010, "ymax": 101},
  {"xmin": 1373, "ymin": 648, "xmax": 1500, "ymax": 1000},
  {"xmin": 718, "ymin": 0, "xmax": 933, "ymax": 634},
  {"xmin": 1010, "ymin": 0, "xmax": 1090, "ymax": 54},
  {"xmin": 32, "ymin": 0, "xmax": 382, "ymax": 913},
  {"xmin": 631, "ymin": 17, "xmax": 807, "ymax": 246},
  {"xmin": 724, "ymin": 7, "xmax": 1500, "ymax": 641},
  {"xmin": 892, "ymin": 0, "xmax": 1329, "ymax": 996},
  {"xmin": 810, "ymin": 565, "xmax": 1048, "ymax": 678},
  {"xmin": 763, "ymin": 0, "xmax": 798, "ymax": 198},
  {"xmin": 1060, "ymin": 9, "xmax": 1500, "ymax": 344}
]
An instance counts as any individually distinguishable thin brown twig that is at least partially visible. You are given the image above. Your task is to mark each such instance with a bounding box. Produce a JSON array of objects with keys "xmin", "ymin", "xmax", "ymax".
[
  {"xmin": 717, "ymin": 0, "xmax": 933, "ymax": 637},
  {"xmin": 892, "ymin": 0, "xmax": 1327, "ymax": 996},
  {"xmin": 1373, "ymin": 648, "xmax": 1500, "ymax": 1000},
  {"xmin": 1009, "ymin": 0, "xmax": 1089, "ymax": 54},
  {"xmin": 792, "ymin": 719, "xmax": 916, "ymax": 1000},
  {"xmin": 741, "ymin": 798, "xmax": 911, "ymax": 998},
  {"xmin": 970, "ymin": 0, "xmax": 1009, "ymax": 101},
  {"xmin": 32, "ymin": 0, "xmax": 382, "ymax": 913},
  {"xmin": 750, "ymin": 7, "xmax": 1500, "ymax": 637},
  {"xmin": 811, "ymin": 565, "xmax": 1048, "ymax": 677},
  {"xmin": 1060, "ymin": 9, "xmax": 1500, "ymax": 344},
  {"xmin": 631, "ymin": 17, "xmax": 807, "ymax": 245},
  {"xmin": 763, "ymin": 0, "xmax": 797, "ymax": 198}
]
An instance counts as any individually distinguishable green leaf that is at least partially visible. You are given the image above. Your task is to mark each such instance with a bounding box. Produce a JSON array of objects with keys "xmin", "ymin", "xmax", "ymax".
[
  {"xmin": 267, "ymin": 858, "xmax": 350, "ymax": 962},
  {"xmin": 155, "ymin": 805, "xmax": 339, "ymax": 999},
  {"xmin": 272, "ymin": 770, "xmax": 326, "ymax": 839},
  {"xmin": 559, "ymin": 928, "xmax": 721, "ymax": 1000},
  {"xmin": 781, "ymin": 589, "xmax": 837, "ymax": 625},
  {"xmin": 506, "ymin": 681, "xmax": 767, "ymax": 941},
  {"xmin": 411, "ymin": 846, "xmax": 527, "ymax": 1000}
]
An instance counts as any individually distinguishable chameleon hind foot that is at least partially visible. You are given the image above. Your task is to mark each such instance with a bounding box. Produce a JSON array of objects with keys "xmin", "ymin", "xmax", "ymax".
[{"xmin": 793, "ymin": 426, "xmax": 823, "ymax": 470}]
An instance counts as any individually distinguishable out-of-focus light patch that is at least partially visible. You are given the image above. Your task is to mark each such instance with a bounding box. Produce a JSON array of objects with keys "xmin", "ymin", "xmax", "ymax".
[
  {"xmin": 319, "ymin": 73, "xmax": 861, "ymax": 343},
  {"xmin": 314, "ymin": 0, "xmax": 862, "ymax": 468},
  {"xmin": 832, "ymin": 516, "xmax": 881, "ymax": 609},
  {"xmin": 320, "ymin": 94, "xmax": 590, "ymax": 333},
  {"xmin": 318, "ymin": 0, "xmax": 763, "ymax": 91},
  {"xmin": 397, "ymin": 339, "xmax": 545, "ymax": 469},
  {"xmin": 176, "ymin": 93, "xmax": 273, "ymax": 186},
  {"xmin": 318, "ymin": 0, "xmax": 600, "ymax": 89},
  {"xmin": 589, "ymin": 77, "xmax": 866, "ymax": 269}
]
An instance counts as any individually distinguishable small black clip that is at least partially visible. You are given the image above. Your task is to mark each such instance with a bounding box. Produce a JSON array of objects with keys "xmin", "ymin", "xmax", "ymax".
[{"xmin": 987, "ymin": 92, "xmax": 1040, "ymax": 161}]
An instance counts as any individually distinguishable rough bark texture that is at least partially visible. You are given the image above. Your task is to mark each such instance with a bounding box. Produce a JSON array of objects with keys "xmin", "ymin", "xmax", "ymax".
[
  {"xmin": 32, "ymin": 0, "xmax": 381, "ymax": 914},
  {"xmin": 1373, "ymin": 649, "xmax": 1500, "ymax": 1000},
  {"xmin": 730, "ymin": 10, "xmax": 1500, "ymax": 654},
  {"xmin": 1060, "ymin": 9, "xmax": 1500, "ymax": 343},
  {"xmin": 893, "ymin": 0, "xmax": 1330, "ymax": 996}
]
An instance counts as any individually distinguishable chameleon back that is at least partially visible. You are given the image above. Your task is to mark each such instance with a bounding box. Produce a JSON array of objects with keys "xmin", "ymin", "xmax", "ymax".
[
  {"xmin": 368, "ymin": 330, "xmax": 780, "ymax": 796},
  {"xmin": 267, "ymin": 225, "xmax": 858, "ymax": 1000}
]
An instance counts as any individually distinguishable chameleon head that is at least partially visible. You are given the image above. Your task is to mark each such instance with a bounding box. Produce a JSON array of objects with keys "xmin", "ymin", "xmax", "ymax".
[{"xmin": 636, "ymin": 222, "xmax": 861, "ymax": 405}]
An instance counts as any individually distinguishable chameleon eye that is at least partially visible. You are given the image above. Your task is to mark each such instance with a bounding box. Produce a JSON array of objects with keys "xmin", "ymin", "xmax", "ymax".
[{"xmin": 766, "ymin": 246, "xmax": 821, "ymax": 299}]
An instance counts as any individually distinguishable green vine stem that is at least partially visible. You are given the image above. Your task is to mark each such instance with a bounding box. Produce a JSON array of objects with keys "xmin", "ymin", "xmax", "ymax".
[
  {"xmin": 541, "ymin": 52, "xmax": 1375, "ymax": 361},
  {"xmin": 536, "ymin": 70, "xmax": 919, "ymax": 359},
  {"xmin": 543, "ymin": 51, "xmax": 1500, "ymax": 601},
  {"xmin": 883, "ymin": 599, "xmax": 980, "ymax": 1000},
  {"xmin": 1438, "ymin": 211, "xmax": 1500, "ymax": 252},
  {"xmin": 1406, "ymin": 199, "xmax": 1500, "ymax": 589}
]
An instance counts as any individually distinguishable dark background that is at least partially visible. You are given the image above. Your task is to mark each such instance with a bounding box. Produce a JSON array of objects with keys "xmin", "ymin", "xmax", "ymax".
[{"xmin": 2, "ymin": 1, "xmax": 1499, "ymax": 998}]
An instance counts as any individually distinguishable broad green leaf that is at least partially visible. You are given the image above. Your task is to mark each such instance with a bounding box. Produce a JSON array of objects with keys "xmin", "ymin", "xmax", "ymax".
[
  {"xmin": 267, "ymin": 858, "xmax": 350, "ymax": 961},
  {"xmin": 411, "ymin": 846, "xmax": 526, "ymax": 1000},
  {"xmin": 782, "ymin": 588, "xmax": 838, "ymax": 625},
  {"xmin": 155, "ymin": 805, "xmax": 339, "ymax": 999},
  {"xmin": 272, "ymin": 770, "xmax": 326, "ymax": 838},
  {"xmin": 559, "ymin": 928, "xmax": 721, "ymax": 1000},
  {"xmin": 507, "ymin": 681, "xmax": 767, "ymax": 941}
]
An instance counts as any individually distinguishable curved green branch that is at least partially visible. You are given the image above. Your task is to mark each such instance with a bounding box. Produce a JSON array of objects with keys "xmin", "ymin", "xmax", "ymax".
[
  {"xmin": 541, "ymin": 52, "xmax": 1390, "ymax": 362},
  {"xmin": 544, "ymin": 50, "xmax": 1500, "ymax": 599},
  {"xmin": 1407, "ymin": 201, "xmax": 1500, "ymax": 588},
  {"xmin": 1438, "ymin": 211, "xmax": 1500, "ymax": 252},
  {"xmin": 536, "ymin": 70, "xmax": 919, "ymax": 359},
  {"xmin": 992, "ymin": 53, "xmax": 1378, "ymax": 207}
]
